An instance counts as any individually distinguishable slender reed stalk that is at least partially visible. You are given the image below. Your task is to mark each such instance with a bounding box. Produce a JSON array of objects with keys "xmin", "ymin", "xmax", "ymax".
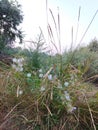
[
  {"xmin": 70, "ymin": 26, "xmax": 73, "ymax": 52},
  {"xmin": 82, "ymin": 92, "xmax": 96, "ymax": 130},
  {"xmin": 79, "ymin": 9, "xmax": 98, "ymax": 45},
  {"xmin": 75, "ymin": 6, "xmax": 81, "ymax": 44}
]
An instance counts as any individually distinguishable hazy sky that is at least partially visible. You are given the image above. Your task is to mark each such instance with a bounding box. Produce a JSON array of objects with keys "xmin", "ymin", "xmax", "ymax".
[{"xmin": 17, "ymin": 0, "xmax": 98, "ymax": 52}]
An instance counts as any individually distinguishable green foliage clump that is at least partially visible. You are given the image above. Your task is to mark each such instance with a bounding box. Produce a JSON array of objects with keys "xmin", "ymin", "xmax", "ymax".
[
  {"xmin": 0, "ymin": 57, "xmax": 98, "ymax": 130},
  {"xmin": 0, "ymin": 35, "xmax": 98, "ymax": 129},
  {"xmin": 88, "ymin": 38, "xmax": 98, "ymax": 52}
]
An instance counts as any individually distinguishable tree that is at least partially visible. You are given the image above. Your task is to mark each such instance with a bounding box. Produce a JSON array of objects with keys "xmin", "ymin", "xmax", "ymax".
[
  {"xmin": 0, "ymin": 0, "xmax": 23, "ymax": 50},
  {"xmin": 88, "ymin": 38, "xmax": 98, "ymax": 52}
]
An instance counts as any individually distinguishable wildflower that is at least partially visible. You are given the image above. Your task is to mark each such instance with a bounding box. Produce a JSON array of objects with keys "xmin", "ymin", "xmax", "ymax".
[
  {"xmin": 17, "ymin": 87, "xmax": 23, "ymax": 97},
  {"xmin": 38, "ymin": 69, "xmax": 42, "ymax": 73},
  {"xmin": 17, "ymin": 58, "xmax": 24, "ymax": 63},
  {"xmin": 67, "ymin": 104, "xmax": 77, "ymax": 113},
  {"xmin": 72, "ymin": 107, "xmax": 77, "ymax": 111},
  {"xmin": 12, "ymin": 58, "xmax": 17, "ymax": 63},
  {"xmin": 19, "ymin": 67, "xmax": 23, "ymax": 72},
  {"xmin": 19, "ymin": 90, "xmax": 23, "ymax": 95},
  {"xmin": 12, "ymin": 57, "xmax": 24, "ymax": 72},
  {"xmin": 40, "ymin": 86, "xmax": 45, "ymax": 92},
  {"xmin": 14, "ymin": 66, "xmax": 23, "ymax": 72},
  {"xmin": 27, "ymin": 73, "xmax": 31, "ymax": 78},
  {"xmin": 64, "ymin": 91, "xmax": 71, "ymax": 101},
  {"xmin": 39, "ymin": 73, "xmax": 43, "ymax": 78},
  {"xmin": 64, "ymin": 82, "xmax": 69, "ymax": 87},
  {"xmin": 1, "ymin": 28, "xmax": 4, "ymax": 34},
  {"xmin": 48, "ymin": 74, "xmax": 52, "ymax": 80}
]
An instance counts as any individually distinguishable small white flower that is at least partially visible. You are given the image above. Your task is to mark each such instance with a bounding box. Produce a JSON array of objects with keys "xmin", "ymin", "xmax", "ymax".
[
  {"xmin": 19, "ymin": 90, "xmax": 23, "ymax": 95},
  {"xmin": 38, "ymin": 69, "xmax": 42, "ymax": 73},
  {"xmin": 3, "ymin": 15, "xmax": 6, "ymax": 18},
  {"xmin": 64, "ymin": 82, "xmax": 69, "ymax": 87},
  {"xmin": 40, "ymin": 86, "xmax": 45, "ymax": 92},
  {"xmin": 64, "ymin": 91, "xmax": 71, "ymax": 101},
  {"xmin": 12, "ymin": 63, "xmax": 23, "ymax": 72},
  {"xmin": 12, "ymin": 57, "xmax": 24, "ymax": 72},
  {"xmin": 48, "ymin": 74, "xmax": 52, "ymax": 80},
  {"xmin": 1, "ymin": 28, "xmax": 4, "ymax": 33},
  {"xmin": 27, "ymin": 73, "xmax": 31, "ymax": 78},
  {"xmin": 67, "ymin": 104, "xmax": 77, "ymax": 113},
  {"xmin": 19, "ymin": 67, "xmax": 23, "ymax": 72},
  {"xmin": 39, "ymin": 73, "xmax": 43, "ymax": 78},
  {"xmin": 17, "ymin": 58, "xmax": 24, "ymax": 63},
  {"xmin": 65, "ymin": 95, "xmax": 70, "ymax": 101},
  {"xmin": 72, "ymin": 107, "xmax": 77, "ymax": 111},
  {"xmin": 12, "ymin": 58, "xmax": 17, "ymax": 63},
  {"xmin": 21, "ymin": 57, "xmax": 24, "ymax": 61}
]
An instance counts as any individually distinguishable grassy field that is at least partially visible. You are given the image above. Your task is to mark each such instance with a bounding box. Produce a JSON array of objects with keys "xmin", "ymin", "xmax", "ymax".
[{"xmin": 0, "ymin": 43, "xmax": 98, "ymax": 130}]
